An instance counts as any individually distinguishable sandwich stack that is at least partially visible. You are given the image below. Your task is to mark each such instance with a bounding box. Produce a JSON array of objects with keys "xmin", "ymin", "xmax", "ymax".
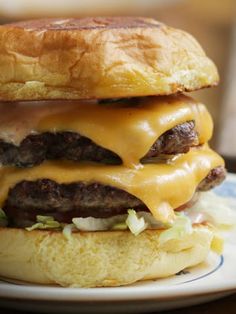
[{"xmin": 0, "ymin": 17, "xmax": 226, "ymax": 287}]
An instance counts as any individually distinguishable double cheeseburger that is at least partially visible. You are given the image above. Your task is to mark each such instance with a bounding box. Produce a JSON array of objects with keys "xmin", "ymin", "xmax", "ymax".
[{"xmin": 0, "ymin": 17, "xmax": 227, "ymax": 287}]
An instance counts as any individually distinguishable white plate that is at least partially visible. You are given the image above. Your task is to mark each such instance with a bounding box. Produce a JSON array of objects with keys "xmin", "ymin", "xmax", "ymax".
[{"xmin": 1, "ymin": 174, "xmax": 236, "ymax": 313}]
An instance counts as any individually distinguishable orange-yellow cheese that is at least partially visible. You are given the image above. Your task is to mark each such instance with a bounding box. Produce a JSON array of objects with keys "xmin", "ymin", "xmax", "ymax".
[
  {"xmin": 0, "ymin": 146, "xmax": 224, "ymax": 222},
  {"xmin": 0, "ymin": 95, "xmax": 213, "ymax": 167}
]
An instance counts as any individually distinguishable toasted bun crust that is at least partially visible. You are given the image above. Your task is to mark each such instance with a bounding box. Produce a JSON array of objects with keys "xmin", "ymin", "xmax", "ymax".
[
  {"xmin": 0, "ymin": 17, "xmax": 218, "ymax": 101},
  {"xmin": 0, "ymin": 227, "xmax": 213, "ymax": 287}
]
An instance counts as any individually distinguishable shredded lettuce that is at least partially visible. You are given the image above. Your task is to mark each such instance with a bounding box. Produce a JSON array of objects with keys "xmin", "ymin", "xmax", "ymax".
[
  {"xmin": 112, "ymin": 222, "xmax": 128, "ymax": 230},
  {"xmin": 188, "ymin": 192, "xmax": 236, "ymax": 227},
  {"xmin": 72, "ymin": 215, "xmax": 126, "ymax": 231},
  {"xmin": 72, "ymin": 210, "xmax": 151, "ymax": 234},
  {"xmin": 25, "ymin": 191, "xmax": 236, "ymax": 237},
  {"xmin": 0, "ymin": 208, "xmax": 8, "ymax": 227},
  {"xmin": 125, "ymin": 209, "xmax": 148, "ymax": 236},
  {"xmin": 36, "ymin": 215, "xmax": 55, "ymax": 223},
  {"xmin": 26, "ymin": 216, "xmax": 61, "ymax": 231},
  {"xmin": 72, "ymin": 211, "xmax": 164, "ymax": 232},
  {"xmin": 211, "ymin": 233, "xmax": 224, "ymax": 254},
  {"xmin": 158, "ymin": 213, "xmax": 192, "ymax": 245},
  {"xmin": 63, "ymin": 224, "xmax": 76, "ymax": 240},
  {"xmin": 139, "ymin": 211, "xmax": 165, "ymax": 229},
  {"xmin": 26, "ymin": 223, "xmax": 46, "ymax": 231}
]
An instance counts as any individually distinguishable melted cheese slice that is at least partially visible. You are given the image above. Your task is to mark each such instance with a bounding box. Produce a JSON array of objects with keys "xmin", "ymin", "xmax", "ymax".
[
  {"xmin": 1, "ymin": 146, "xmax": 224, "ymax": 222},
  {"xmin": 0, "ymin": 95, "xmax": 212, "ymax": 167}
]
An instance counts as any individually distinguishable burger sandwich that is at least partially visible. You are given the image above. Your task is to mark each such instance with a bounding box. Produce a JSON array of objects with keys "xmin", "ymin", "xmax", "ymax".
[{"xmin": 0, "ymin": 17, "xmax": 233, "ymax": 287}]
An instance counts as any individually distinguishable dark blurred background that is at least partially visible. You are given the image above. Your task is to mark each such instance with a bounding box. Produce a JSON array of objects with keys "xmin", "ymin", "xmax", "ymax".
[{"xmin": 0, "ymin": 0, "xmax": 235, "ymax": 170}]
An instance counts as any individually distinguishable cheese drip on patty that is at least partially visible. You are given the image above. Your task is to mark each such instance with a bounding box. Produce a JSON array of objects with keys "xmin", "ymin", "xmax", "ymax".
[
  {"xmin": 0, "ymin": 95, "xmax": 212, "ymax": 167},
  {"xmin": 0, "ymin": 146, "xmax": 224, "ymax": 223}
]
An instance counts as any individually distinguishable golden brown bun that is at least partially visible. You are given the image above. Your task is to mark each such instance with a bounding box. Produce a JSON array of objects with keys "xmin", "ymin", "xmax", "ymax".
[
  {"xmin": 0, "ymin": 227, "xmax": 213, "ymax": 287},
  {"xmin": 0, "ymin": 17, "xmax": 219, "ymax": 101}
]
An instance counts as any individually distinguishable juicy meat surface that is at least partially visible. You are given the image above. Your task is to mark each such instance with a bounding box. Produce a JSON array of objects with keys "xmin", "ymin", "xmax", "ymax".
[
  {"xmin": 197, "ymin": 166, "xmax": 226, "ymax": 191},
  {"xmin": 0, "ymin": 121, "xmax": 198, "ymax": 167},
  {"xmin": 4, "ymin": 166, "xmax": 226, "ymax": 228},
  {"xmin": 0, "ymin": 132, "xmax": 118, "ymax": 167},
  {"xmin": 144, "ymin": 120, "xmax": 197, "ymax": 158}
]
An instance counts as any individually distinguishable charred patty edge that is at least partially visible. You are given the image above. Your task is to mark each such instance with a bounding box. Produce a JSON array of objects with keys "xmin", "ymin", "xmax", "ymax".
[
  {"xmin": 4, "ymin": 166, "xmax": 226, "ymax": 228},
  {"xmin": 0, "ymin": 121, "xmax": 198, "ymax": 167}
]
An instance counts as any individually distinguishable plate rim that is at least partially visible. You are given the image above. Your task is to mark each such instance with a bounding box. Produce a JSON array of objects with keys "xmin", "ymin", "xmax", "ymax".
[{"xmin": 0, "ymin": 283, "xmax": 236, "ymax": 302}]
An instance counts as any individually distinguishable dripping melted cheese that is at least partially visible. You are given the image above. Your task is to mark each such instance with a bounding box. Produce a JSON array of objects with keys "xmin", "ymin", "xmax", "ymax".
[
  {"xmin": 0, "ymin": 95, "xmax": 213, "ymax": 167},
  {"xmin": 1, "ymin": 146, "xmax": 224, "ymax": 223}
]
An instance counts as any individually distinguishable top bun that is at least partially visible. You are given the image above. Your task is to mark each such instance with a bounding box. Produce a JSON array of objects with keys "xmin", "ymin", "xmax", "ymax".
[{"xmin": 0, "ymin": 17, "xmax": 219, "ymax": 101}]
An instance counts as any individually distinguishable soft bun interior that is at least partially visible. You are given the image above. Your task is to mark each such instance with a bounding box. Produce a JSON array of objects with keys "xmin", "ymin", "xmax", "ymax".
[{"xmin": 0, "ymin": 227, "xmax": 213, "ymax": 287}]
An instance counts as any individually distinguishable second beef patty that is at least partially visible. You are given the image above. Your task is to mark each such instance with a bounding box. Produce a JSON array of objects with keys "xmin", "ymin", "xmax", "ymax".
[{"xmin": 4, "ymin": 166, "xmax": 226, "ymax": 227}]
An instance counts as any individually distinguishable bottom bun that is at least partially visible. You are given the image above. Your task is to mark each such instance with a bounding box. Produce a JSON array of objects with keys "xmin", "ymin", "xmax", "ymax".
[{"xmin": 0, "ymin": 227, "xmax": 213, "ymax": 287}]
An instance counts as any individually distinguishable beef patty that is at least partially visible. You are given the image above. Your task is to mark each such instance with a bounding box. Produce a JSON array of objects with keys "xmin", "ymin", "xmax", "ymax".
[
  {"xmin": 4, "ymin": 166, "xmax": 226, "ymax": 228},
  {"xmin": 0, "ymin": 121, "xmax": 198, "ymax": 167}
]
